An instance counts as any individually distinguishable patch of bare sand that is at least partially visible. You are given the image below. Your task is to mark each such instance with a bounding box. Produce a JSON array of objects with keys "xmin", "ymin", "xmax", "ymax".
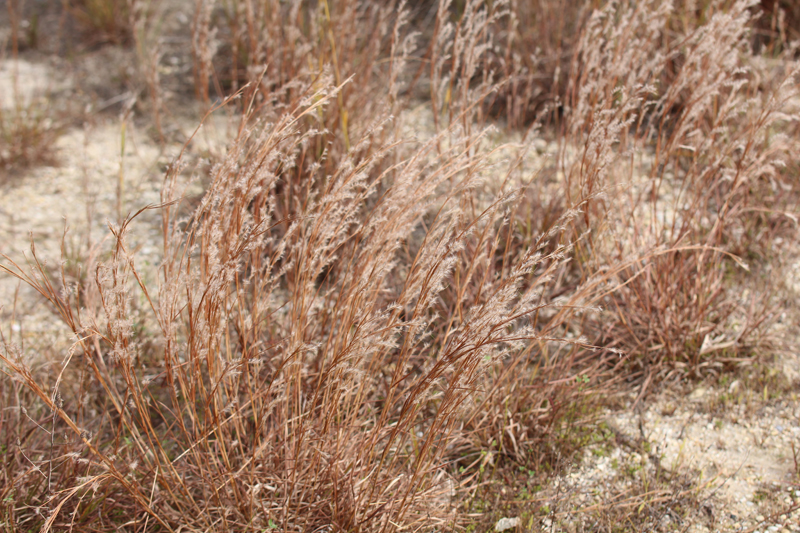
[
  {"xmin": 0, "ymin": 119, "xmax": 164, "ymax": 357},
  {"xmin": 0, "ymin": 58, "xmax": 71, "ymax": 109},
  {"xmin": 609, "ymin": 391, "xmax": 800, "ymax": 531},
  {"xmin": 0, "ymin": 53, "xmax": 238, "ymax": 358}
]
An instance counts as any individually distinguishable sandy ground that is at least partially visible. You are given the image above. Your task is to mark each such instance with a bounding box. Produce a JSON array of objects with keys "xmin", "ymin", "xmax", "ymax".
[
  {"xmin": 0, "ymin": 54, "xmax": 231, "ymax": 362},
  {"xmin": 602, "ymin": 389, "xmax": 800, "ymax": 532}
]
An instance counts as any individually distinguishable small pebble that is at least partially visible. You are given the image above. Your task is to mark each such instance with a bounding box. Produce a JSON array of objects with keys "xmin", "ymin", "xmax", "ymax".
[{"xmin": 495, "ymin": 517, "xmax": 520, "ymax": 532}]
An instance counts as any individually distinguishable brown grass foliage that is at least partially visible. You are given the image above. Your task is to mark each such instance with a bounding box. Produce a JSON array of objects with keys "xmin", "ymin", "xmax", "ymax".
[
  {"xmin": 561, "ymin": 0, "xmax": 800, "ymax": 378},
  {"xmin": 1, "ymin": 0, "xmax": 799, "ymax": 531},
  {"xmin": 0, "ymin": 3, "xmax": 62, "ymax": 172},
  {"xmin": 62, "ymin": 0, "xmax": 144, "ymax": 47},
  {"xmin": 0, "ymin": 94, "xmax": 61, "ymax": 172}
]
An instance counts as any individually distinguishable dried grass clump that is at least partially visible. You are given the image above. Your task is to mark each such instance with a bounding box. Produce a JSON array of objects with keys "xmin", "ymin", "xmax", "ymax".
[
  {"xmin": 0, "ymin": 97, "xmax": 61, "ymax": 173},
  {"xmin": 191, "ymin": 0, "xmax": 411, "ymax": 162},
  {"xmin": 484, "ymin": 0, "xmax": 800, "ymax": 129},
  {"xmin": 63, "ymin": 0, "xmax": 144, "ymax": 47},
  {"xmin": 551, "ymin": 0, "xmax": 800, "ymax": 379},
  {"xmin": 0, "ymin": 68, "xmax": 603, "ymax": 529},
  {"xmin": 0, "ymin": 6, "xmax": 63, "ymax": 173}
]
